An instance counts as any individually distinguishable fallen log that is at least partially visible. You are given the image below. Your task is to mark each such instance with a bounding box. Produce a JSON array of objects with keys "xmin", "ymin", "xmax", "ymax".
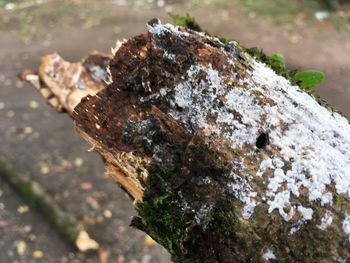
[
  {"xmin": 0, "ymin": 159, "xmax": 99, "ymax": 252},
  {"xmin": 23, "ymin": 19, "xmax": 350, "ymax": 262}
]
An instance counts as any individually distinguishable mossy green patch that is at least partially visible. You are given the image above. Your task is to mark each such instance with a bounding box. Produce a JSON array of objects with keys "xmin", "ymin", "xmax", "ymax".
[
  {"xmin": 244, "ymin": 48, "xmax": 287, "ymax": 75},
  {"xmin": 129, "ymin": 131, "xmax": 266, "ymax": 262},
  {"xmin": 132, "ymin": 165, "xmax": 194, "ymax": 262},
  {"xmin": 0, "ymin": 159, "xmax": 85, "ymax": 246},
  {"xmin": 168, "ymin": 13, "xmax": 205, "ymax": 33}
]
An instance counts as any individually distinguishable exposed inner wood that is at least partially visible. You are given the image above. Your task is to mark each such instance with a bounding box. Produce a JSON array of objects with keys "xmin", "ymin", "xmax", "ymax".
[
  {"xmin": 22, "ymin": 51, "xmax": 146, "ymax": 201},
  {"xmin": 21, "ymin": 51, "xmax": 111, "ymax": 114}
]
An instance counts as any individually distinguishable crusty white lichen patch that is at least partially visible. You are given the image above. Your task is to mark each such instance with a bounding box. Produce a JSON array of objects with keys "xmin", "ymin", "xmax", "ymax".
[
  {"xmin": 148, "ymin": 20, "xmax": 191, "ymax": 38},
  {"xmin": 336, "ymin": 258, "xmax": 347, "ymax": 263},
  {"xmin": 263, "ymin": 249, "xmax": 277, "ymax": 261},
  {"xmin": 111, "ymin": 39, "xmax": 127, "ymax": 56},
  {"xmin": 317, "ymin": 210, "xmax": 333, "ymax": 230},
  {"xmin": 145, "ymin": 21, "xmax": 350, "ymax": 238},
  {"xmin": 251, "ymin": 61, "xmax": 350, "ymax": 231},
  {"xmin": 342, "ymin": 214, "xmax": 350, "ymax": 241}
]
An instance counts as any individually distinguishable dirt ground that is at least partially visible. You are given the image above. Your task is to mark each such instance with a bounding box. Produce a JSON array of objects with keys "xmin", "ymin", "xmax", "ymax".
[{"xmin": 0, "ymin": 1, "xmax": 350, "ymax": 262}]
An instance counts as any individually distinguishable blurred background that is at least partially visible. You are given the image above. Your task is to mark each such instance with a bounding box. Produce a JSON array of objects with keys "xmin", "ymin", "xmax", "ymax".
[{"xmin": 0, "ymin": 0, "xmax": 350, "ymax": 262}]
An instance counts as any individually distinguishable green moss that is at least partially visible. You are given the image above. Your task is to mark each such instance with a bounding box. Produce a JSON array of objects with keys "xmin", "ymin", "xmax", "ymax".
[
  {"xmin": 132, "ymin": 164, "xmax": 194, "ymax": 262},
  {"xmin": 133, "ymin": 162, "xmax": 264, "ymax": 262},
  {"xmin": 168, "ymin": 13, "xmax": 205, "ymax": 33},
  {"xmin": 335, "ymin": 195, "xmax": 347, "ymax": 205},
  {"xmin": 244, "ymin": 47, "xmax": 287, "ymax": 75},
  {"xmin": 129, "ymin": 133, "xmax": 266, "ymax": 262},
  {"xmin": 129, "ymin": 134, "xmax": 221, "ymax": 261}
]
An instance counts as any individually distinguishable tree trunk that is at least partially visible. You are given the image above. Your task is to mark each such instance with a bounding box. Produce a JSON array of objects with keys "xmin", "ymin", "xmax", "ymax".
[{"xmin": 23, "ymin": 19, "xmax": 350, "ymax": 263}]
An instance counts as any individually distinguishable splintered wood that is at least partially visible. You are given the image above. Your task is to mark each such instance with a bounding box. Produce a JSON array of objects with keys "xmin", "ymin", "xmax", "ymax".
[{"xmin": 22, "ymin": 52, "xmax": 111, "ymax": 114}]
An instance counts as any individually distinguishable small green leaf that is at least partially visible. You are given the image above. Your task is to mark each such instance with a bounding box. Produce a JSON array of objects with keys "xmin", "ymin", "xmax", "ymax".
[{"xmin": 292, "ymin": 70, "xmax": 325, "ymax": 90}]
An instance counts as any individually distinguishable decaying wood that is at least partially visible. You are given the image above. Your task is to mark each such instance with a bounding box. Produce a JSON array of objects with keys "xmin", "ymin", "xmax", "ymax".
[
  {"xmin": 21, "ymin": 50, "xmax": 144, "ymax": 200},
  {"xmin": 24, "ymin": 19, "xmax": 350, "ymax": 262},
  {"xmin": 21, "ymin": 51, "xmax": 111, "ymax": 114}
]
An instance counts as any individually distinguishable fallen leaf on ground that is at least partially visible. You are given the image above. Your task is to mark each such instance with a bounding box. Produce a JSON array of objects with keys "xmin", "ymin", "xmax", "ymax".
[
  {"xmin": 17, "ymin": 240, "xmax": 26, "ymax": 256},
  {"xmin": 17, "ymin": 205, "xmax": 29, "ymax": 214},
  {"xmin": 99, "ymin": 248, "xmax": 109, "ymax": 263},
  {"xmin": 83, "ymin": 216, "xmax": 96, "ymax": 225},
  {"xmin": 29, "ymin": 100, "xmax": 39, "ymax": 109},
  {"xmin": 40, "ymin": 165, "xmax": 50, "ymax": 174},
  {"xmin": 80, "ymin": 182, "xmax": 92, "ymax": 190},
  {"xmin": 23, "ymin": 126, "xmax": 33, "ymax": 134},
  {"xmin": 74, "ymin": 157, "xmax": 84, "ymax": 167},
  {"xmin": 103, "ymin": 210, "xmax": 112, "ymax": 218},
  {"xmin": 76, "ymin": 230, "xmax": 99, "ymax": 252},
  {"xmin": 32, "ymin": 250, "xmax": 43, "ymax": 258}
]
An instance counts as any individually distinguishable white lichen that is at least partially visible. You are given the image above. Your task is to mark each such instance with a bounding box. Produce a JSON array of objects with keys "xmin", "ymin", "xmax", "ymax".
[
  {"xmin": 263, "ymin": 249, "xmax": 277, "ymax": 261},
  {"xmin": 342, "ymin": 214, "xmax": 350, "ymax": 241},
  {"xmin": 317, "ymin": 210, "xmax": 333, "ymax": 230},
  {"xmin": 89, "ymin": 65, "xmax": 109, "ymax": 83},
  {"xmin": 111, "ymin": 39, "xmax": 127, "ymax": 56},
  {"xmin": 251, "ymin": 61, "xmax": 350, "ymax": 227},
  {"xmin": 194, "ymin": 204, "xmax": 214, "ymax": 227},
  {"xmin": 147, "ymin": 20, "xmax": 190, "ymax": 38},
  {"xmin": 256, "ymin": 157, "xmax": 274, "ymax": 177}
]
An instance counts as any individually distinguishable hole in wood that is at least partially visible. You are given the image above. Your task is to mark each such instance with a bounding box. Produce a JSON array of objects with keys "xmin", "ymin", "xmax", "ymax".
[
  {"xmin": 256, "ymin": 132, "xmax": 269, "ymax": 149},
  {"xmin": 175, "ymin": 104, "xmax": 184, "ymax": 112}
]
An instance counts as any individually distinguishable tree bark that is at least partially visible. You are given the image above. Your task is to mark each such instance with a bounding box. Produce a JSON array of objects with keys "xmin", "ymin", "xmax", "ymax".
[{"xmin": 23, "ymin": 20, "xmax": 350, "ymax": 263}]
